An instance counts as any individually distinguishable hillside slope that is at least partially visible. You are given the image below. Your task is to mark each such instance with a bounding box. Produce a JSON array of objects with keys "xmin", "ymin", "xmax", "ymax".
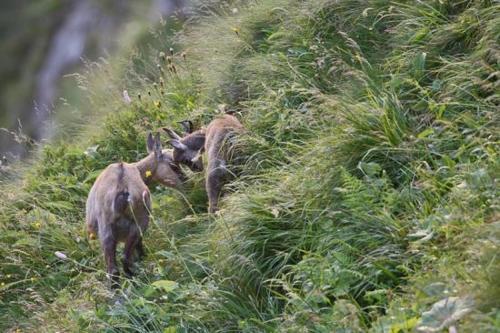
[{"xmin": 0, "ymin": 0, "xmax": 498, "ymax": 332}]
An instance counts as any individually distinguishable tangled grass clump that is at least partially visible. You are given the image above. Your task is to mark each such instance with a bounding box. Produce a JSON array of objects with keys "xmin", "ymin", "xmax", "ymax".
[{"xmin": 0, "ymin": 0, "xmax": 498, "ymax": 331}]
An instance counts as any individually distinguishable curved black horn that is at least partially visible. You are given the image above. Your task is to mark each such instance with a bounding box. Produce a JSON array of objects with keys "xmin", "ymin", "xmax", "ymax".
[
  {"xmin": 178, "ymin": 120, "xmax": 193, "ymax": 133},
  {"xmin": 162, "ymin": 127, "xmax": 181, "ymax": 140}
]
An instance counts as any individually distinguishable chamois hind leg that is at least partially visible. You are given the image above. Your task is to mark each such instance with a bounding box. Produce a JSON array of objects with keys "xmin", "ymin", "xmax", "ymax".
[
  {"xmin": 136, "ymin": 237, "xmax": 145, "ymax": 260},
  {"xmin": 125, "ymin": 210, "xmax": 149, "ymax": 274},
  {"xmin": 86, "ymin": 218, "xmax": 98, "ymax": 239},
  {"xmin": 100, "ymin": 230, "xmax": 119, "ymax": 287},
  {"xmin": 206, "ymin": 159, "xmax": 227, "ymax": 214},
  {"xmin": 85, "ymin": 209, "xmax": 98, "ymax": 238},
  {"xmin": 123, "ymin": 227, "xmax": 140, "ymax": 277},
  {"xmin": 134, "ymin": 207, "xmax": 150, "ymax": 260}
]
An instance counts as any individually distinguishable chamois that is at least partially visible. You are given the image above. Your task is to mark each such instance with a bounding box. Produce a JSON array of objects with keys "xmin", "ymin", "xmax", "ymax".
[
  {"xmin": 86, "ymin": 132, "xmax": 183, "ymax": 285},
  {"xmin": 165, "ymin": 114, "xmax": 244, "ymax": 213}
]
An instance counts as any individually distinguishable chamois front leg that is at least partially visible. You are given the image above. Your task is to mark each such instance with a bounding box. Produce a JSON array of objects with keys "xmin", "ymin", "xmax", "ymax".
[
  {"xmin": 206, "ymin": 159, "xmax": 226, "ymax": 214},
  {"xmin": 101, "ymin": 233, "xmax": 119, "ymax": 287}
]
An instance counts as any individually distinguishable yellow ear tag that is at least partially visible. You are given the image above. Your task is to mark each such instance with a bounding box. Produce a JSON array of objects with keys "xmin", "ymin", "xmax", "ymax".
[{"xmin": 145, "ymin": 170, "xmax": 152, "ymax": 178}]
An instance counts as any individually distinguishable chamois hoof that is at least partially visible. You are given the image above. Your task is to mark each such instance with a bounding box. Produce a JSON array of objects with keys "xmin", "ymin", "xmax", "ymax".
[
  {"xmin": 123, "ymin": 262, "xmax": 135, "ymax": 278},
  {"xmin": 108, "ymin": 270, "xmax": 120, "ymax": 289}
]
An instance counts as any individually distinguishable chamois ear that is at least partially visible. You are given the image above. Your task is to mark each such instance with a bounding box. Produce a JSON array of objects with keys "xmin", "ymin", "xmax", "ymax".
[
  {"xmin": 146, "ymin": 132, "xmax": 155, "ymax": 154},
  {"xmin": 163, "ymin": 127, "xmax": 181, "ymax": 140},
  {"xmin": 178, "ymin": 120, "xmax": 193, "ymax": 134},
  {"xmin": 168, "ymin": 139, "xmax": 187, "ymax": 151},
  {"xmin": 154, "ymin": 132, "xmax": 162, "ymax": 159}
]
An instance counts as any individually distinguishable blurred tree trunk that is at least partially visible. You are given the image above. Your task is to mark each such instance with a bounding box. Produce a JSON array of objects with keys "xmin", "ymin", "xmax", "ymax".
[{"xmin": 0, "ymin": 0, "xmax": 184, "ymax": 158}]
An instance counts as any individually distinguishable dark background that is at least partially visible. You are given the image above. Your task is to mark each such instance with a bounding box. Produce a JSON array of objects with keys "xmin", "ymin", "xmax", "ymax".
[{"xmin": 0, "ymin": 0, "xmax": 183, "ymax": 157}]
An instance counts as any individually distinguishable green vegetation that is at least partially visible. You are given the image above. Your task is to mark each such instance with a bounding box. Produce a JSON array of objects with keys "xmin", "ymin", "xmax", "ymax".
[{"xmin": 1, "ymin": 0, "xmax": 498, "ymax": 331}]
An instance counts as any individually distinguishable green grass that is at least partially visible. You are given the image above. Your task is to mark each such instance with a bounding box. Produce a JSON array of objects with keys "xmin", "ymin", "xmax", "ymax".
[{"xmin": 0, "ymin": 0, "xmax": 498, "ymax": 332}]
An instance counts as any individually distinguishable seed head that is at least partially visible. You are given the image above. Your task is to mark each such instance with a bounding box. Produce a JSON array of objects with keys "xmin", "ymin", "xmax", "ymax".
[
  {"xmin": 122, "ymin": 90, "xmax": 132, "ymax": 104},
  {"xmin": 55, "ymin": 251, "xmax": 68, "ymax": 260}
]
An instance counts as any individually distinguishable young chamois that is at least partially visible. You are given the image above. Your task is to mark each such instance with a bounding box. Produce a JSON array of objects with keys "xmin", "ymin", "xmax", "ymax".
[
  {"xmin": 86, "ymin": 133, "xmax": 183, "ymax": 284},
  {"xmin": 164, "ymin": 114, "xmax": 244, "ymax": 213}
]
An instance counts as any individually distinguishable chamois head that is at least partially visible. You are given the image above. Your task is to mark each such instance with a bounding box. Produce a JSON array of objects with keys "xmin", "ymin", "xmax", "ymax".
[
  {"xmin": 145, "ymin": 132, "xmax": 184, "ymax": 187},
  {"xmin": 163, "ymin": 127, "xmax": 204, "ymax": 172},
  {"xmin": 178, "ymin": 120, "xmax": 194, "ymax": 134}
]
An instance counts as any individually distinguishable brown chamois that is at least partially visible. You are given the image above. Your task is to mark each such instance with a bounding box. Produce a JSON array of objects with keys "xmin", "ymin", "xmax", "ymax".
[
  {"xmin": 86, "ymin": 132, "xmax": 183, "ymax": 285},
  {"xmin": 164, "ymin": 114, "xmax": 244, "ymax": 213}
]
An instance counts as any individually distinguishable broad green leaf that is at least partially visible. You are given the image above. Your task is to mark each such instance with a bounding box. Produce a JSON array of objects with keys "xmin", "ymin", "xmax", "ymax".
[
  {"xmin": 164, "ymin": 326, "xmax": 177, "ymax": 333},
  {"xmin": 358, "ymin": 161, "xmax": 382, "ymax": 177},
  {"xmin": 422, "ymin": 282, "xmax": 449, "ymax": 297},
  {"xmin": 416, "ymin": 297, "xmax": 474, "ymax": 332},
  {"xmin": 390, "ymin": 316, "xmax": 419, "ymax": 333},
  {"xmin": 417, "ymin": 128, "xmax": 434, "ymax": 139},
  {"xmin": 152, "ymin": 280, "xmax": 178, "ymax": 292}
]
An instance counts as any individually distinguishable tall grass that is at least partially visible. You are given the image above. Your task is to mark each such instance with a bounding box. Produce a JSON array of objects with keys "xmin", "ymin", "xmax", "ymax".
[{"xmin": 0, "ymin": 0, "xmax": 498, "ymax": 331}]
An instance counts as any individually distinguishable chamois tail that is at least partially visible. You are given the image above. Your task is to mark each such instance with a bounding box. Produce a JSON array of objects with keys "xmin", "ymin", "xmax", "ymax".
[
  {"xmin": 113, "ymin": 191, "xmax": 130, "ymax": 213},
  {"xmin": 113, "ymin": 163, "xmax": 130, "ymax": 213}
]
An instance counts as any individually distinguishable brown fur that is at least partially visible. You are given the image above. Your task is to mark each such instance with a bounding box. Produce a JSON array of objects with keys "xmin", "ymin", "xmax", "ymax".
[
  {"xmin": 163, "ymin": 127, "xmax": 206, "ymax": 171},
  {"xmin": 85, "ymin": 133, "xmax": 182, "ymax": 285},
  {"xmin": 165, "ymin": 114, "xmax": 244, "ymax": 213},
  {"xmin": 203, "ymin": 115, "xmax": 244, "ymax": 213}
]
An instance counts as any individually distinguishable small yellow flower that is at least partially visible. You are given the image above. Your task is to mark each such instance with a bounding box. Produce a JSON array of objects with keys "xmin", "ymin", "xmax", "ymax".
[
  {"xmin": 154, "ymin": 101, "xmax": 161, "ymax": 108},
  {"xmin": 231, "ymin": 27, "xmax": 240, "ymax": 35},
  {"xmin": 145, "ymin": 170, "xmax": 153, "ymax": 178},
  {"xmin": 34, "ymin": 222, "xmax": 41, "ymax": 229},
  {"xmin": 7, "ymin": 274, "xmax": 11, "ymax": 278},
  {"xmin": 30, "ymin": 277, "xmax": 36, "ymax": 282},
  {"xmin": 1, "ymin": 282, "xmax": 5, "ymax": 287},
  {"xmin": 89, "ymin": 232, "xmax": 96, "ymax": 240}
]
